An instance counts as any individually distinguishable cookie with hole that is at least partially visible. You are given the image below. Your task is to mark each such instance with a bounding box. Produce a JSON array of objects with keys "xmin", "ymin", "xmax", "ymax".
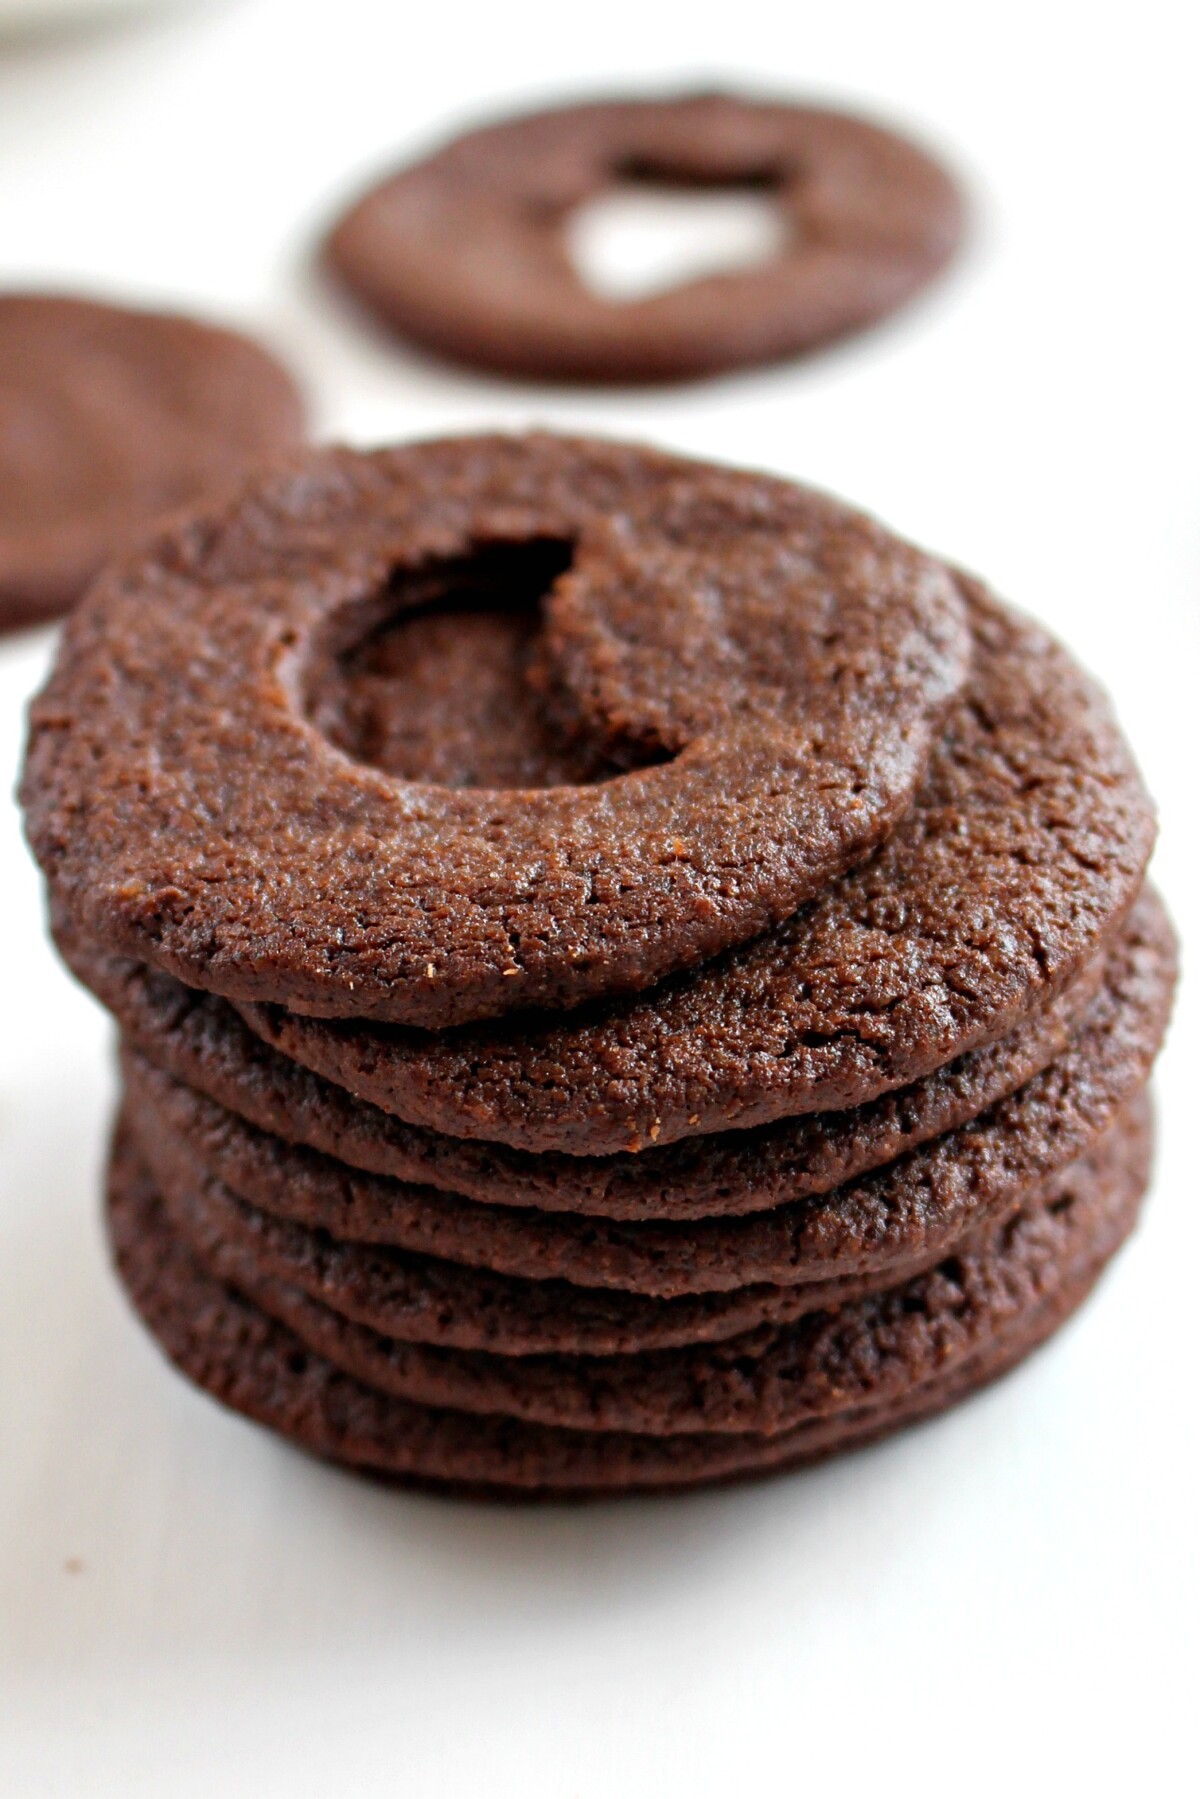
[
  {"xmin": 322, "ymin": 92, "xmax": 964, "ymax": 384},
  {"xmin": 21, "ymin": 432, "xmax": 971, "ymax": 1029},
  {"xmin": 233, "ymin": 581, "xmax": 1156, "ymax": 1153}
]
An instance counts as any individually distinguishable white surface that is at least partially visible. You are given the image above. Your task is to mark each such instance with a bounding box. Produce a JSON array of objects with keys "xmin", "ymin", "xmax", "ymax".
[
  {"xmin": 569, "ymin": 184, "xmax": 788, "ymax": 300},
  {"xmin": 1, "ymin": 3, "xmax": 1198, "ymax": 1794},
  {"xmin": 0, "ymin": 0, "xmax": 186, "ymax": 30}
]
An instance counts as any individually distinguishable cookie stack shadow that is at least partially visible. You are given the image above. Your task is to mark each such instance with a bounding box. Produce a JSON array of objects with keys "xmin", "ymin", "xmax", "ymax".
[{"xmin": 21, "ymin": 435, "xmax": 1175, "ymax": 1499}]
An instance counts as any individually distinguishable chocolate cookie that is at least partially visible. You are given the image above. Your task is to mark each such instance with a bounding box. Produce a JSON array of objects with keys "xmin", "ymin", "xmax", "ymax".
[
  {"xmin": 127, "ymin": 898, "xmax": 1167, "ymax": 1357},
  {"xmin": 138, "ymin": 1141, "xmax": 916, "ymax": 1358},
  {"xmin": 105, "ymin": 1102, "xmax": 1150, "ymax": 1492},
  {"xmin": 322, "ymin": 93, "xmax": 964, "ymax": 385},
  {"xmin": 118, "ymin": 888, "xmax": 1175, "ymax": 1298},
  {"xmin": 0, "ymin": 292, "xmax": 305, "ymax": 634},
  {"xmin": 234, "ymin": 581, "xmax": 1156, "ymax": 1152},
  {"xmin": 162, "ymin": 1103, "xmax": 1148, "ymax": 1438},
  {"xmin": 54, "ymin": 914, "xmax": 1105, "ymax": 1221},
  {"xmin": 22, "ymin": 434, "xmax": 970, "ymax": 1028}
]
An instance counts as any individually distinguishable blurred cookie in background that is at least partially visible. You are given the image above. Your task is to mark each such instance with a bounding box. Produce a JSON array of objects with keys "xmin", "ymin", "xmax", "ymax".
[
  {"xmin": 0, "ymin": 292, "xmax": 305, "ymax": 635},
  {"xmin": 322, "ymin": 91, "xmax": 965, "ymax": 385}
]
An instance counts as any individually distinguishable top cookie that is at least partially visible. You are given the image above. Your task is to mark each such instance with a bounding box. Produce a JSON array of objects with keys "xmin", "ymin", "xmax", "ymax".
[
  {"xmin": 323, "ymin": 93, "xmax": 964, "ymax": 384},
  {"xmin": 232, "ymin": 582, "xmax": 1156, "ymax": 1153},
  {"xmin": 0, "ymin": 293, "xmax": 305, "ymax": 632},
  {"xmin": 22, "ymin": 433, "xmax": 970, "ymax": 1029}
]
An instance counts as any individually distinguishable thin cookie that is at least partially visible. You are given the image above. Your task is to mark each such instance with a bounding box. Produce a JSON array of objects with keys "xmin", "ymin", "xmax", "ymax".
[
  {"xmin": 0, "ymin": 292, "xmax": 304, "ymax": 633},
  {"xmin": 323, "ymin": 93, "xmax": 963, "ymax": 385},
  {"xmin": 23, "ymin": 434, "xmax": 970, "ymax": 1027}
]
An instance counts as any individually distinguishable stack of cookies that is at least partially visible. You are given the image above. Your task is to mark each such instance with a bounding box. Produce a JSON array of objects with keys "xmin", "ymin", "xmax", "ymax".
[{"xmin": 20, "ymin": 434, "xmax": 1174, "ymax": 1498}]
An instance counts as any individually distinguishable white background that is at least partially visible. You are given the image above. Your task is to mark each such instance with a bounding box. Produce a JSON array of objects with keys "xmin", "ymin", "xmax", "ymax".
[{"xmin": 1, "ymin": 2, "xmax": 1197, "ymax": 1793}]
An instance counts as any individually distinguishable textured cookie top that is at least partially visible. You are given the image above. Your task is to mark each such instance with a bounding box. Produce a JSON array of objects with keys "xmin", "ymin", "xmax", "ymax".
[
  {"xmin": 324, "ymin": 92, "xmax": 964, "ymax": 384},
  {"xmin": 236, "ymin": 582, "xmax": 1156, "ymax": 1152},
  {"xmin": 0, "ymin": 292, "xmax": 305, "ymax": 631},
  {"xmin": 22, "ymin": 433, "xmax": 970, "ymax": 1027}
]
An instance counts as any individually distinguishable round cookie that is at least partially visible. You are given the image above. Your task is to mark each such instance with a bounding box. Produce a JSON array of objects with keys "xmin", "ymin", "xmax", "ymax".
[
  {"xmin": 106, "ymin": 1103, "xmax": 1150, "ymax": 1491},
  {"xmin": 0, "ymin": 292, "xmax": 305, "ymax": 634},
  {"xmin": 56, "ymin": 915, "xmax": 1106, "ymax": 1221},
  {"xmin": 159, "ymin": 1104, "xmax": 1148, "ymax": 1438},
  {"xmin": 22, "ymin": 434, "xmax": 970, "ymax": 1028},
  {"xmin": 127, "ymin": 899, "xmax": 1168, "ymax": 1358},
  {"xmin": 118, "ymin": 887, "xmax": 1176, "ymax": 1298},
  {"xmin": 322, "ymin": 93, "xmax": 964, "ymax": 385},
  {"xmin": 235, "ymin": 581, "xmax": 1156, "ymax": 1152},
  {"xmin": 136, "ymin": 1139, "xmax": 904, "ymax": 1357}
]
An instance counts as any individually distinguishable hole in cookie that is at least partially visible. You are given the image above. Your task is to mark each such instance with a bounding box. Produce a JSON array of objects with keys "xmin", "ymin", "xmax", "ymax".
[
  {"xmin": 305, "ymin": 538, "xmax": 667, "ymax": 791},
  {"xmin": 567, "ymin": 165, "xmax": 791, "ymax": 302}
]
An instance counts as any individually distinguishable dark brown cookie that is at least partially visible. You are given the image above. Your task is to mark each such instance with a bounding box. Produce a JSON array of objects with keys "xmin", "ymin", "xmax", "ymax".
[
  {"xmin": 137, "ymin": 1138, "xmax": 906, "ymax": 1357},
  {"xmin": 161, "ymin": 1102, "xmax": 1148, "ymax": 1438},
  {"xmin": 126, "ymin": 892, "xmax": 1169, "ymax": 1358},
  {"xmin": 322, "ymin": 93, "xmax": 964, "ymax": 385},
  {"xmin": 118, "ymin": 888, "xmax": 1176, "ymax": 1298},
  {"xmin": 22, "ymin": 434, "xmax": 970, "ymax": 1028},
  {"xmin": 54, "ymin": 913, "xmax": 1105, "ymax": 1221},
  {"xmin": 105, "ymin": 1101, "xmax": 1150, "ymax": 1492},
  {"xmin": 0, "ymin": 292, "xmax": 305, "ymax": 634},
  {"xmin": 235, "ymin": 581, "xmax": 1156, "ymax": 1152}
]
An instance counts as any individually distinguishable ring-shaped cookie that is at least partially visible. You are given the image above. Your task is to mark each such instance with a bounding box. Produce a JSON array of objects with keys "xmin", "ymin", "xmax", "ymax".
[
  {"xmin": 323, "ymin": 93, "xmax": 965, "ymax": 384},
  {"xmin": 228, "ymin": 583, "xmax": 1157, "ymax": 1152},
  {"xmin": 23, "ymin": 434, "xmax": 970, "ymax": 1028}
]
